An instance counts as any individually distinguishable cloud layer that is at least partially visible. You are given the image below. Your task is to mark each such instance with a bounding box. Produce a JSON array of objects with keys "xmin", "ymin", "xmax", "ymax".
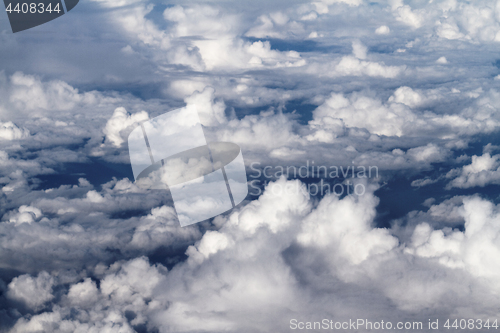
[{"xmin": 2, "ymin": 0, "xmax": 500, "ymax": 332}]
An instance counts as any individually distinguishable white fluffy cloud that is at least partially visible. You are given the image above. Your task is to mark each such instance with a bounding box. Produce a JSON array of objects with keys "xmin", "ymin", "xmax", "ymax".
[
  {"xmin": 7, "ymin": 179, "xmax": 500, "ymax": 331},
  {"xmin": 311, "ymin": 87, "xmax": 500, "ymax": 138},
  {"xmin": 447, "ymin": 152, "xmax": 500, "ymax": 189},
  {"xmin": 7, "ymin": 272, "xmax": 55, "ymax": 311},
  {"xmin": 0, "ymin": 122, "xmax": 29, "ymax": 141},
  {"xmin": 103, "ymin": 107, "xmax": 149, "ymax": 147},
  {"xmin": 407, "ymin": 196, "xmax": 500, "ymax": 283},
  {"xmin": 375, "ymin": 25, "xmax": 390, "ymax": 34},
  {"xmin": 162, "ymin": 5, "xmax": 307, "ymax": 71},
  {"xmin": 3, "ymin": 72, "xmax": 104, "ymax": 116}
]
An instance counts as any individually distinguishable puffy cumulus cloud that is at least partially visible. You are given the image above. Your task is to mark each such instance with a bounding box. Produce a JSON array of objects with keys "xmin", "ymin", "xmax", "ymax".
[
  {"xmin": 79, "ymin": 3, "xmax": 306, "ymax": 73},
  {"xmin": 167, "ymin": 79, "xmax": 210, "ymax": 99},
  {"xmin": 446, "ymin": 152, "xmax": 500, "ymax": 189},
  {"xmin": 162, "ymin": 5, "xmax": 306, "ymax": 71},
  {"xmin": 180, "ymin": 36, "xmax": 305, "ymax": 71},
  {"xmin": 103, "ymin": 107, "xmax": 149, "ymax": 147},
  {"xmin": 297, "ymin": 183, "xmax": 397, "ymax": 267},
  {"xmin": 433, "ymin": 1, "xmax": 500, "ymax": 42},
  {"xmin": 67, "ymin": 278, "xmax": 99, "ymax": 308},
  {"xmin": 391, "ymin": 1, "xmax": 425, "ymax": 29},
  {"xmin": 384, "ymin": 0, "xmax": 500, "ymax": 43},
  {"xmin": 8, "ymin": 179, "xmax": 500, "ymax": 331},
  {"xmin": 7, "ymin": 271, "xmax": 55, "ymax": 311},
  {"xmin": 305, "ymin": 116, "xmax": 346, "ymax": 143},
  {"xmin": 147, "ymin": 182, "xmax": 500, "ymax": 326},
  {"xmin": 0, "ymin": 72, "xmax": 171, "ymax": 163},
  {"xmin": 310, "ymin": 87, "xmax": 500, "ymax": 138},
  {"xmin": 9, "ymin": 257, "xmax": 167, "ymax": 333},
  {"xmin": 3, "ymin": 205, "xmax": 43, "ymax": 226},
  {"xmin": 0, "ymin": 71, "xmax": 150, "ymax": 157},
  {"xmin": 71, "ymin": 0, "xmax": 500, "ymax": 105},
  {"xmin": 334, "ymin": 55, "xmax": 404, "ymax": 78},
  {"xmin": 127, "ymin": 205, "xmax": 194, "ymax": 251},
  {"xmin": 9, "ymin": 310, "xmax": 135, "ymax": 333},
  {"xmin": 184, "ymin": 87, "xmax": 227, "ymax": 127},
  {"xmin": 1, "ymin": 72, "xmax": 104, "ymax": 116},
  {"xmin": 351, "ymin": 40, "xmax": 367, "ymax": 60},
  {"xmin": 215, "ymin": 109, "xmax": 301, "ymax": 152},
  {"xmin": 216, "ymin": 78, "xmax": 304, "ymax": 110},
  {"xmin": 405, "ymin": 196, "xmax": 500, "ymax": 286},
  {"xmin": 100, "ymin": 257, "xmax": 166, "ymax": 303},
  {"xmin": 162, "ymin": 4, "xmax": 236, "ymax": 71},
  {"xmin": 436, "ymin": 56, "xmax": 448, "ymax": 64},
  {"xmin": 312, "ymin": 92, "xmax": 415, "ymax": 137},
  {"xmin": 387, "ymin": 86, "xmax": 425, "ymax": 108},
  {"xmin": 375, "ymin": 25, "xmax": 390, "ymax": 34},
  {"xmin": 0, "ymin": 122, "xmax": 29, "ymax": 141},
  {"xmin": 148, "ymin": 183, "xmax": 313, "ymax": 332}
]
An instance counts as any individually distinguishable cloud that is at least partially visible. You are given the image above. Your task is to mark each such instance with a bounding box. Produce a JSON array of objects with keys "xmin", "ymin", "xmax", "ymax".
[
  {"xmin": 0, "ymin": 176, "xmax": 202, "ymax": 276},
  {"xmin": 184, "ymin": 87, "xmax": 227, "ymax": 127},
  {"xmin": 67, "ymin": 278, "xmax": 99, "ymax": 308},
  {"xmin": 410, "ymin": 177, "xmax": 440, "ymax": 188},
  {"xmin": 446, "ymin": 152, "xmax": 500, "ymax": 189},
  {"xmin": 4, "ymin": 0, "xmax": 500, "ymax": 331},
  {"xmin": 7, "ymin": 179, "xmax": 500, "ymax": 331},
  {"xmin": 406, "ymin": 196, "xmax": 500, "ymax": 282},
  {"xmin": 0, "ymin": 122, "xmax": 29, "ymax": 141},
  {"xmin": 375, "ymin": 25, "xmax": 390, "ymax": 35},
  {"xmin": 245, "ymin": 12, "xmax": 304, "ymax": 39},
  {"xmin": 3, "ymin": 205, "xmax": 43, "ymax": 226},
  {"xmin": 392, "ymin": 4, "xmax": 424, "ymax": 29},
  {"xmin": 103, "ymin": 107, "xmax": 149, "ymax": 148},
  {"xmin": 161, "ymin": 5, "xmax": 306, "ymax": 71},
  {"xmin": 7, "ymin": 272, "xmax": 55, "ymax": 311},
  {"xmin": 9, "ymin": 257, "xmax": 166, "ymax": 333},
  {"xmin": 312, "ymin": 92, "xmax": 414, "ymax": 136},
  {"xmin": 0, "ymin": 150, "xmax": 54, "ymax": 184},
  {"xmin": 306, "ymin": 41, "xmax": 405, "ymax": 79},
  {"xmin": 4, "ymin": 72, "xmax": 103, "ymax": 115},
  {"xmin": 91, "ymin": 0, "xmax": 170, "ymax": 49},
  {"xmin": 311, "ymin": 87, "xmax": 500, "ymax": 138}
]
